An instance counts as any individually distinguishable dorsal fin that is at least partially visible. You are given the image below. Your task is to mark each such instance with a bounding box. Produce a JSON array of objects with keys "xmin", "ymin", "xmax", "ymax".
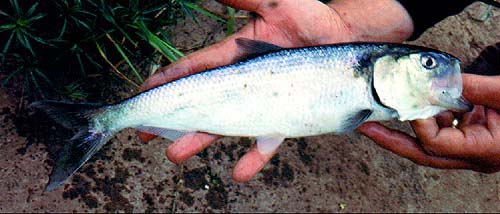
[{"xmin": 234, "ymin": 38, "xmax": 283, "ymax": 62}]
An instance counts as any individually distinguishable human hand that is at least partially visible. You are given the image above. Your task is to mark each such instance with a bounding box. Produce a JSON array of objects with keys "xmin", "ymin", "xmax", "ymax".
[
  {"xmin": 139, "ymin": 0, "xmax": 414, "ymax": 182},
  {"xmin": 358, "ymin": 74, "xmax": 500, "ymax": 173}
]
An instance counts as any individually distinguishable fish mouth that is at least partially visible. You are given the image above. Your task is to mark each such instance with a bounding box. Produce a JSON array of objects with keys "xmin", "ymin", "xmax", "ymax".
[{"xmin": 432, "ymin": 95, "xmax": 473, "ymax": 112}]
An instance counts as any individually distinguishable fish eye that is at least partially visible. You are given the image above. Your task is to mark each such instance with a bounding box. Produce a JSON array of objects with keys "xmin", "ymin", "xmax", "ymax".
[{"xmin": 421, "ymin": 54, "xmax": 438, "ymax": 69}]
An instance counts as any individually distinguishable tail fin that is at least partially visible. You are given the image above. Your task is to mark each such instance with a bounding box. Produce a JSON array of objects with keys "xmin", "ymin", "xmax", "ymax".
[{"xmin": 31, "ymin": 101, "xmax": 111, "ymax": 191}]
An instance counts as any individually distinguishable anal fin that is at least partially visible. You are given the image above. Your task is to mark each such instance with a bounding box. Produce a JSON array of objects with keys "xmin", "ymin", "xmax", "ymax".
[
  {"xmin": 136, "ymin": 126, "xmax": 187, "ymax": 142},
  {"xmin": 256, "ymin": 135, "xmax": 285, "ymax": 155}
]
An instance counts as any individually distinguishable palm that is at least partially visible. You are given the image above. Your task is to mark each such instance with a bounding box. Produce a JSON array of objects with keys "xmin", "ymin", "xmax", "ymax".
[
  {"xmin": 235, "ymin": 0, "xmax": 409, "ymax": 47},
  {"xmin": 241, "ymin": 1, "xmax": 348, "ymax": 46}
]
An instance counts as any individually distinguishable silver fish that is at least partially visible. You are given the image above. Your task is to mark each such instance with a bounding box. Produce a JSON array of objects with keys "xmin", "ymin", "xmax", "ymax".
[{"xmin": 33, "ymin": 38, "xmax": 472, "ymax": 190}]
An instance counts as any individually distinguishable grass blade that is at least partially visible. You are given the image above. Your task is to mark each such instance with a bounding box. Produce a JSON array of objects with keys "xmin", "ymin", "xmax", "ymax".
[
  {"xmin": 0, "ymin": 10, "xmax": 12, "ymax": 18},
  {"xmin": 11, "ymin": 0, "xmax": 21, "ymax": 16},
  {"xmin": 82, "ymin": 51, "xmax": 103, "ymax": 69},
  {"xmin": 15, "ymin": 30, "xmax": 36, "ymax": 56},
  {"xmin": 95, "ymin": 42, "xmax": 140, "ymax": 88},
  {"xmin": 106, "ymin": 33, "xmax": 143, "ymax": 83},
  {"xmin": 136, "ymin": 21, "xmax": 183, "ymax": 63},
  {"xmin": 71, "ymin": 16, "xmax": 92, "ymax": 31},
  {"xmin": 1, "ymin": 31, "xmax": 15, "ymax": 62},
  {"xmin": 58, "ymin": 19, "xmax": 67, "ymax": 38},
  {"xmin": 1, "ymin": 69, "xmax": 20, "ymax": 87},
  {"xmin": 27, "ymin": 2, "xmax": 39, "ymax": 17},
  {"xmin": 29, "ymin": 70, "xmax": 46, "ymax": 99},
  {"xmin": 25, "ymin": 31, "xmax": 52, "ymax": 46},
  {"xmin": 26, "ymin": 13, "xmax": 46, "ymax": 23},
  {"xmin": 181, "ymin": 2, "xmax": 226, "ymax": 23},
  {"xmin": 75, "ymin": 53, "xmax": 86, "ymax": 77},
  {"xmin": 0, "ymin": 24, "xmax": 16, "ymax": 31},
  {"xmin": 226, "ymin": 6, "xmax": 235, "ymax": 36},
  {"xmin": 33, "ymin": 67, "xmax": 53, "ymax": 86}
]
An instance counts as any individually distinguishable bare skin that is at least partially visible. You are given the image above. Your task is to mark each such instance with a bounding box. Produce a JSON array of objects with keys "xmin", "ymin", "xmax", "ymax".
[
  {"xmin": 358, "ymin": 74, "xmax": 500, "ymax": 173},
  {"xmin": 139, "ymin": 0, "xmax": 417, "ymax": 182}
]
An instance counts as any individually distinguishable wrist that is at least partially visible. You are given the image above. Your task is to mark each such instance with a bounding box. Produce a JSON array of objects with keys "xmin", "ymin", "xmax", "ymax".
[{"xmin": 328, "ymin": 0, "xmax": 414, "ymax": 42}]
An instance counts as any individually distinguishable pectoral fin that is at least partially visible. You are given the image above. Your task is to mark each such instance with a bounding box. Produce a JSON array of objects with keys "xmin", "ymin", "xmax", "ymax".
[
  {"xmin": 256, "ymin": 135, "xmax": 285, "ymax": 155},
  {"xmin": 338, "ymin": 109, "xmax": 373, "ymax": 134},
  {"xmin": 136, "ymin": 126, "xmax": 187, "ymax": 142},
  {"xmin": 234, "ymin": 38, "xmax": 283, "ymax": 62}
]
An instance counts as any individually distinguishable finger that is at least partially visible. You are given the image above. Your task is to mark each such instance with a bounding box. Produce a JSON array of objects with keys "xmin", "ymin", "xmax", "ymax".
[
  {"xmin": 462, "ymin": 74, "xmax": 500, "ymax": 109},
  {"xmin": 165, "ymin": 132, "xmax": 221, "ymax": 164},
  {"xmin": 410, "ymin": 118, "xmax": 493, "ymax": 159},
  {"xmin": 232, "ymin": 144, "xmax": 278, "ymax": 182},
  {"xmin": 486, "ymin": 108, "xmax": 500, "ymax": 138},
  {"xmin": 435, "ymin": 111, "xmax": 455, "ymax": 128},
  {"xmin": 358, "ymin": 122, "xmax": 475, "ymax": 169}
]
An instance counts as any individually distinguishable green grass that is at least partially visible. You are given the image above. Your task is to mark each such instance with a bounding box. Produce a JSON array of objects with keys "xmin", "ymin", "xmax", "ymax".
[{"xmin": 0, "ymin": 0, "xmax": 233, "ymax": 100}]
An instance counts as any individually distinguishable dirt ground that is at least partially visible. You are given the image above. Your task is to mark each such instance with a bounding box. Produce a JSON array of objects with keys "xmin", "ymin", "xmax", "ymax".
[{"xmin": 0, "ymin": 1, "xmax": 499, "ymax": 212}]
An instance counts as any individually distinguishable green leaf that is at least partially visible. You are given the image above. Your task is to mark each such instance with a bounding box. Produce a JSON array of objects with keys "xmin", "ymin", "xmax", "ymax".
[
  {"xmin": 179, "ymin": 1, "xmax": 198, "ymax": 24},
  {"xmin": 0, "ymin": 24, "xmax": 16, "ymax": 31},
  {"xmin": 1, "ymin": 31, "xmax": 15, "ymax": 63},
  {"xmin": 78, "ymin": 9, "xmax": 97, "ymax": 17},
  {"xmin": 0, "ymin": 10, "xmax": 12, "ymax": 18},
  {"xmin": 86, "ymin": 0, "xmax": 98, "ymax": 7},
  {"xmin": 181, "ymin": 2, "xmax": 226, "ymax": 23},
  {"xmin": 34, "ymin": 68, "xmax": 54, "ymax": 87},
  {"xmin": 15, "ymin": 30, "xmax": 36, "ymax": 56},
  {"xmin": 226, "ymin": 7, "xmax": 235, "ymax": 36},
  {"xmin": 95, "ymin": 42, "xmax": 140, "ymax": 88},
  {"xmin": 11, "ymin": 0, "xmax": 21, "ymax": 16},
  {"xmin": 26, "ymin": 13, "xmax": 46, "ymax": 23},
  {"xmin": 25, "ymin": 31, "xmax": 51, "ymax": 46},
  {"xmin": 136, "ymin": 21, "xmax": 183, "ymax": 63},
  {"xmin": 143, "ymin": 3, "xmax": 169, "ymax": 14},
  {"xmin": 58, "ymin": 19, "xmax": 68, "ymax": 38},
  {"xmin": 99, "ymin": 6, "xmax": 136, "ymax": 46},
  {"xmin": 106, "ymin": 33, "xmax": 143, "ymax": 82},
  {"xmin": 76, "ymin": 53, "xmax": 86, "ymax": 77},
  {"xmin": 0, "ymin": 69, "xmax": 20, "ymax": 87},
  {"xmin": 83, "ymin": 51, "xmax": 103, "ymax": 69},
  {"xmin": 26, "ymin": 2, "xmax": 39, "ymax": 17},
  {"xmin": 29, "ymin": 70, "xmax": 46, "ymax": 99},
  {"xmin": 71, "ymin": 16, "xmax": 92, "ymax": 30}
]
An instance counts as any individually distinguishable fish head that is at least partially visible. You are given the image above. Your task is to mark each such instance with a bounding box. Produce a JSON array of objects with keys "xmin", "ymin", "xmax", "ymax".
[{"xmin": 373, "ymin": 47, "xmax": 472, "ymax": 121}]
